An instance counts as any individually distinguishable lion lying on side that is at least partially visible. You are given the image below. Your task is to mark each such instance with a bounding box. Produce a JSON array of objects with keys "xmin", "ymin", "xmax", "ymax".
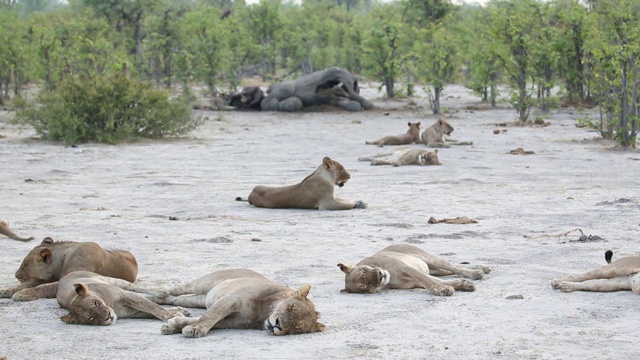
[
  {"xmin": 160, "ymin": 268, "xmax": 325, "ymax": 338},
  {"xmin": 358, "ymin": 146, "xmax": 441, "ymax": 166},
  {"xmin": 551, "ymin": 250, "xmax": 640, "ymax": 293},
  {"xmin": 0, "ymin": 237, "xmax": 138, "ymax": 301},
  {"xmin": 366, "ymin": 122, "xmax": 421, "ymax": 147},
  {"xmin": 236, "ymin": 157, "xmax": 366, "ymax": 210},
  {"xmin": 338, "ymin": 244, "xmax": 491, "ymax": 296},
  {"xmin": 421, "ymin": 119, "xmax": 473, "ymax": 148},
  {"xmin": 0, "ymin": 219, "xmax": 34, "ymax": 242}
]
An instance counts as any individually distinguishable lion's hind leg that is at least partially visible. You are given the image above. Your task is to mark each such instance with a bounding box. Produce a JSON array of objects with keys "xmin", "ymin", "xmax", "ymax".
[
  {"xmin": 551, "ymin": 264, "xmax": 640, "ymax": 289},
  {"xmin": 415, "ymin": 253, "xmax": 487, "ymax": 280},
  {"xmin": 162, "ymin": 294, "xmax": 208, "ymax": 308},
  {"xmin": 555, "ymin": 277, "xmax": 631, "ymax": 293},
  {"xmin": 120, "ymin": 292, "xmax": 192, "ymax": 320},
  {"xmin": 161, "ymin": 316, "xmax": 200, "ymax": 335}
]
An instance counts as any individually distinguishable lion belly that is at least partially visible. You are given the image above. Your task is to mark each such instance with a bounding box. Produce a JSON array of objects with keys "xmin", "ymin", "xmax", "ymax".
[{"xmin": 248, "ymin": 184, "xmax": 320, "ymax": 209}]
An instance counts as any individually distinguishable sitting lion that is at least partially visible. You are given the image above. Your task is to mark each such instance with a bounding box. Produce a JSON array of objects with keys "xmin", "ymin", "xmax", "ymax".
[
  {"xmin": 0, "ymin": 218, "xmax": 34, "ymax": 242},
  {"xmin": 159, "ymin": 268, "xmax": 325, "ymax": 338},
  {"xmin": 236, "ymin": 157, "xmax": 366, "ymax": 210},
  {"xmin": 366, "ymin": 122, "xmax": 421, "ymax": 147},
  {"xmin": 52, "ymin": 271, "xmax": 190, "ymax": 325},
  {"xmin": 421, "ymin": 119, "xmax": 473, "ymax": 148},
  {"xmin": 0, "ymin": 237, "xmax": 138, "ymax": 301},
  {"xmin": 358, "ymin": 146, "xmax": 440, "ymax": 166},
  {"xmin": 551, "ymin": 250, "xmax": 640, "ymax": 293},
  {"xmin": 338, "ymin": 244, "xmax": 491, "ymax": 296}
]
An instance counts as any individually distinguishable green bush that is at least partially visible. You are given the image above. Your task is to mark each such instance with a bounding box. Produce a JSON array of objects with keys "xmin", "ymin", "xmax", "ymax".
[{"xmin": 14, "ymin": 74, "xmax": 202, "ymax": 144}]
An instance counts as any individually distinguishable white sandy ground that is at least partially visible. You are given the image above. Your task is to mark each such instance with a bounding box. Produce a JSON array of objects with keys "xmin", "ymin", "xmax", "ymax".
[{"xmin": 0, "ymin": 84, "xmax": 639, "ymax": 360}]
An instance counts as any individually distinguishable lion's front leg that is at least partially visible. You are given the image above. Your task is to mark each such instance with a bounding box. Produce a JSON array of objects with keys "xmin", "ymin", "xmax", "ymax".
[
  {"xmin": 181, "ymin": 296, "xmax": 239, "ymax": 338},
  {"xmin": 551, "ymin": 265, "xmax": 637, "ymax": 289},
  {"xmin": 12, "ymin": 282, "xmax": 58, "ymax": 301},
  {"xmin": 0, "ymin": 280, "xmax": 41, "ymax": 298},
  {"xmin": 555, "ymin": 277, "xmax": 632, "ymax": 293},
  {"xmin": 400, "ymin": 266, "xmax": 455, "ymax": 296},
  {"xmin": 319, "ymin": 197, "xmax": 366, "ymax": 210},
  {"xmin": 104, "ymin": 277, "xmax": 167, "ymax": 300},
  {"xmin": 121, "ymin": 293, "xmax": 191, "ymax": 320}
]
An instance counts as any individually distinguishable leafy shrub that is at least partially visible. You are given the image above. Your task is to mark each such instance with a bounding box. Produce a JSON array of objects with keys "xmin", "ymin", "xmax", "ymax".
[{"xmin": 14, "ymin": 74, "xmax": 202, "ymax": 144}]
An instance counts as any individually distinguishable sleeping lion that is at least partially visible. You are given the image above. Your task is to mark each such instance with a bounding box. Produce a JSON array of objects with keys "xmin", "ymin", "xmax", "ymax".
[
  {"xmin": 358, "ymin": 147, "xmax": 441, "ymax": 166},
  {"xmin": 338, "ymin": 244, "xmax": 490, "ymax": 296}
]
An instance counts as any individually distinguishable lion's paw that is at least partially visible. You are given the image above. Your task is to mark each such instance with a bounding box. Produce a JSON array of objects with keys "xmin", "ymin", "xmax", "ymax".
[
  {"xmin": 556, "ymin": 282, "xmax": 576, "ymax": 293},
  {"xmin": 160, "ymin": 318, "xmax": 183, "ymax": 335},
  {"xmin": 433, "ymin": 285, "xmax": 455, "ymax": 296},
  {"xmin": 168, "ymin": 306, "xmax": 192, "ymax": 318},
  {"xmin": 481, "ymin": 266, "xmax": 492, "ymax": 274},
  {"xmin": 183, "ymin": 324, "xmax": 208, "ymax": 338},
  {"xmin": 459, "ymin": 280, "xmax": 476, "ymax": 292},
  {"xmin": 354, "ymin": 200, "xmax": 367, "ymax": 209},
  {"xmin": 469, "ymin": 270, "xmax": 485, "ymax": 280},
  {"xmin": 150, "ymin": 289, "xmax": 169, "ymax": 299},
  {"xmin": 550, "ymin": 280, "xmax": 562, "ymax": 289},
  {"xmin": 0, "ymin": 289, "xmax": 15, "ymax": 298},
  {"xmin": 12, "ymin": 289, "xmax": 37, "ymax": 302}
]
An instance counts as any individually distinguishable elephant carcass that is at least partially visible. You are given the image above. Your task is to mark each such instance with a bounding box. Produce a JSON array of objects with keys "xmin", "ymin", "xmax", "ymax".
[
  {"xmin": 260, "ymin": 67, "xmax": 373, "ymax": 112},
  {"xmin": 227, "ymin": 86, "xmax": 264, "ymax": 110}
]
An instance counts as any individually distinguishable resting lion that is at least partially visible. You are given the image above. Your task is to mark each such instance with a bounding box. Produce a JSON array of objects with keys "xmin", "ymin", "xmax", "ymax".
[
  {"xmin": 0, "ymin": 237, "xmax": 138, "ymax": 301},
  {"xmin": 338, "ymin": 244, "xmax": 491, "ymax": 296},
  {"xmin": 551, "ymin": 250, "xmax": 640, "ymax": 293},
  {"xmin": 52, "ymin": 271, "xmax": 190, "ymax": 325},
  {"xmin": 0, "ymin": 219, "xmax": 34, "ymax": 242},
  {"xmin": 421, "ymin": 119, "xmax": 473, "ymax": 148},
  {"xmin": 159, "ymin": 268, "xmax": 325, "ymax": 338},
  {"xmin": 236, "ymin": 157, "xmax": 366, "ymax": 210},
  {"xmin": 366, "ymin": 122, "xmax": 421, "ymax": 147},
  {"xmin": 358, "ymin": 147, "xmax": 440, "ymax": 166}
]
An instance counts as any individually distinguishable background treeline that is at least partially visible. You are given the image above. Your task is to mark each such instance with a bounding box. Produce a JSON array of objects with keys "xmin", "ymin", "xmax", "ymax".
[{"xmin": 1, "ymin": 0, "xmax": 639, "ymax": 147}]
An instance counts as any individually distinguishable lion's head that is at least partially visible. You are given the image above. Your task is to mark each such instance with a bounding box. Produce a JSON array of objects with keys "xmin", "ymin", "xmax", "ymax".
[
  {"xmin": 420, "ymin": 149, "xmax": 441, "ymax": 165},
  {"xmin": 337, "ymin": 263, "xmax": 390, "ymax": 294},
  {"xmin": 15, "ymin": 237, "xmax": 57, "ymax": 283},
  {"xmin": 436, "ymin": 119, "xmax": 454, "ymax": 135},
  {"xmin": 323, "ymin": 157, "xmax": 351, "ymax": 188},
  {"xmin": 60, "ymin": 283, "xmax": 117, "ymax": 325},
  {"xmin": 264, "ymin": 285, "xmax": 325, "ymax": 335}
]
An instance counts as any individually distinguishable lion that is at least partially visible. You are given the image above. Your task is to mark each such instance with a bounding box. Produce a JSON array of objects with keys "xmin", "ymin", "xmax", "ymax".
[
  {"xmin": 50, "ymin": 271, "xmax": 190, "ymax": 325},
  {"xmin": 159, "ymin": 268, "xmax": 325, "ymax": 338},
  {"xmin": 421, "ymin": 119, "xmax": 473, "ymax": 148},
  {"xmin": 358, "ymin": 146, "xmax": 441, "ymax": 166},
  {"xmin": 0, "ymin": 237, "xmax": 138, "ymax": 301},
  {"xmin": 366, "ymin": 122, "xmax": 421, "ymax": 147},
  {"xmin": 0, "ymin": 219, "xmax": 34, "ymax": 242},
  {"xmin": 551, "ymin": 250, "xmax": 640, "ymax": 293},
  {"xmin": 337, "ymin": 244, "xmax": 491, "ymax": 296},
  {"xmin": 236, "ymin": 157, "xmax": 366, "ymax": 210}
]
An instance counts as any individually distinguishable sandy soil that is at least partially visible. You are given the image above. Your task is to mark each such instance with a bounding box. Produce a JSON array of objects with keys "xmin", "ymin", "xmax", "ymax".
[{"xmin": 1, "ymin": 85, "xmax": 639, "ymax": 360}]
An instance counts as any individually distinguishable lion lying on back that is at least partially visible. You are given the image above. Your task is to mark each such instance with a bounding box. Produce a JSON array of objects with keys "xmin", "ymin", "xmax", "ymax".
[
  {"xmin": 338, "ymin": 244, "xmax": 490, "ymax": 296},
  {"xmin": 366, "ymin": 122, "xmax": 421, "ymax": 147},
  {"xmin": 551, "ymin": 250, "xmax": 640, "ymax": 293},
  {"xmin": 421, "ymin": 119, "xmax": 473, "ymax": 148},
  {"xmin": 160, "ymin": 268, "xmax": 325, "ymax": 337},
  {"xmin": 236, "ymin": 157, "xmax": 366, "ymax": 210},
  {"xmin": 0, "ymin": 237, "xmax": 138, "ymax": 301},
  {"xmin": 358, "ymin": 146, "xmax": 441, "ymax": 166}
]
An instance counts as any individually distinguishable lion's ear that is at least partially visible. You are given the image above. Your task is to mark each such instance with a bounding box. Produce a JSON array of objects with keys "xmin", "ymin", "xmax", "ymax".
[
  {"xmin": 407, "ymin": 122, "xmax": 411, "ymax": 127},
  {"xmin": 74, "ymin": 283, "xmax": 91, "ymax": 298},
  {"xmin": 337, "ymin": 263, "xmax": 353, "ymax": 274},
  {"xmin": 315, "ymin": 321, "xmax": 326, "ymax": 332},
  {"xmin": 41, "ymin": 237, "xmax": 54, "ymax": 245},
  {"xmin": 61, "ymin": 313, "xmax": 78, "ymax": 324},
  {"xmin": 417, "ymin": 122, "xmax": 421, "ymax": 126},
  {"xmin": 296, "ymin": 284, "xmax": 311, "ymax": 298},
  {"xmin": 322, "ymin": 157, "xmax": 333, "ymax": 168},
  {"xmin": 438, "ymin": 119, "xmax": 443, "ymax": 125},
  {"xmin": 434, "ymin": 149, "xmax": 438, "ymax": 154},
  {"xmin": 37, "ymin": 248, "xmax": 52, "ymax": 264}
]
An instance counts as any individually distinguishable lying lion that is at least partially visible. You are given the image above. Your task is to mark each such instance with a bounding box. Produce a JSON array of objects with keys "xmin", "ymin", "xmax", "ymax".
[
  {"xmin": 160, "ymin": 268, "xmax": 325, "ymax": 338},
  {"xmin": 421, "ymin": 119, "xmax": 473, "ymax": 148},
  {"xmin": 0, "ymin": 219, "xmax": 34, "ymax": 242},
  {"xmin": 551, "ymin": 250, "xmax": 640, "ymax": 293},
  {"xmin": 236, "ymin": 157, "xmax": 366, "ymax": 210},
  {"xmin": 338, "ymin": 244, "xmax": 491, "ymax": 296},
  {"xmin": 366, "ymin": 122, "xmax": 421, "ymax": 147},
  {"xmin": 358, "ymin": 146, "xmax": 441, "ymax": 166},
  {"xmin": 0, "ymin": 237, "xmax": 138, "ymax": 301}
]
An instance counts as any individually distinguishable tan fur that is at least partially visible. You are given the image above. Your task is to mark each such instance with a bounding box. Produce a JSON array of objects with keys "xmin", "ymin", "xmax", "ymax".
[
  {"xmin": 421, "ymin": 119, "xmax": 473, "ymax": 148},
  {"xmin": 358, "ymin": 146, "xmax": 441, "ymax": 166},
  {"xmin": 0, "ymin": 219, "xmax": 34, "ymax": 242},
  {"xmin": 551, "ymin": 251, "xmax": 640, "ymax": 293},
  {"xmin": 0, "ymin": 237, "xmax": 138, "ymax": 301},
  {"xmin": 159, "ymin": 269, "xmax": 325, "ymax": 338},
  {"xmin": 54, "ymin": 271, "xmax": 190, "ymax": 325},
  {"xmin": 239, "ymin": 157, "xmax": 366, "ymax": 210},
  {"xmin": 338, "ymin": 244, "xmax": 491, "ymax": 296},
  {"xmin": 366, "ymin": 122, "xmax": 421, "ymax": 147}
]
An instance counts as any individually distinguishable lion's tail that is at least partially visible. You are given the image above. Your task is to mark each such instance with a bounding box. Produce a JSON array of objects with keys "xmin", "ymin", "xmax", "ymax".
[
  {"xmin": 235, "ymin": 197, "xmax": 248, "ymax": 202},
  {"xmin": 605, "ymin": 250, "xmax": 613, "ymax": 264}
]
